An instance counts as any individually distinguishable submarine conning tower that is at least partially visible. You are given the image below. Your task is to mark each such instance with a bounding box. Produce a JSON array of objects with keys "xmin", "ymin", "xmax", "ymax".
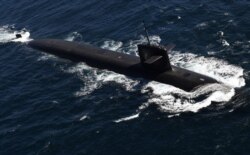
[{"xmin": 137, "ymin": 43, "xmax": 175, "ymax": 72}]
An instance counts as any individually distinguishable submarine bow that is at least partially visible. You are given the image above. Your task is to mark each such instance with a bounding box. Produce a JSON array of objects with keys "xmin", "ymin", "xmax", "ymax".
[{"xmin": 28, "ymin": 39, "xmax": 218, "ymax": 91}]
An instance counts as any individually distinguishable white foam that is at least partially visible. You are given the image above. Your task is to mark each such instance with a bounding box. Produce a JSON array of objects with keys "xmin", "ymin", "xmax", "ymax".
[
  {"xmin": 114, "ymin": 113, "xmax": 140, "ymax": 123},
  {"xmin": 37, "ymin": 53, "xmax": 58, "ymax": 61},
  {"xmin": 195, "ymin": 22, "xmax": 208, "ymax": 29},
  {"xmin": 99, "ymin": 36, "xmax": 244, "ymax": 115},
  {"xmin": 79, "ymin": 115, "xmax": 89, "ymax": 121},
  {"xmin": 43, "ymin": 34, "xmax": 245, "ymax": 117},
  {"xmin": 65, "ymin": 32, "xmax": 82, "ymax": 42},
  {"xmin": 62, "ymin": 62, "xmax": 140, "ymax": 96},
  {"xmin": 169, "ymin": 52, "xmax": 245, "ymax": 88},
  {"xmin": 101, "ymin": 40, "xmax": 123, "ymax": 51},
  {"xmin": 216, "ymin": 31, "xmax": 230, "ymax": 47},
  {"xmin": 12, "ymin": 32, "xmax": 31, "ymax": 43},
  {"xmin": 0, "ymin": 25, "xmax": 32, "ymax": 43},
  {"xmin": 221, "ymin": 39, "xmax": 230, "ymax": 46},
  {"xmin": 139, "ymin": 82, "xmax": 235, "ymax": 114},
  {"xmin": 217, "ymin": 31, "xmax": 224, "ymax": 37},
  {"xmin": 64, "ymin": 62, "xmax": 100, "ymax": 96}
]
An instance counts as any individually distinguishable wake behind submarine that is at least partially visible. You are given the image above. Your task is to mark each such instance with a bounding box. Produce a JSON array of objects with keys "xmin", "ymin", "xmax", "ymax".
[{"xmin": 27, "ymin": 27, "xmax": 218, "ymax": 92}]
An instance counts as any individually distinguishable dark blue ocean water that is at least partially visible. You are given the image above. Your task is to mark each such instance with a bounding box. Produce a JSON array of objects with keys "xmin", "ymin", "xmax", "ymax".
[{"xmin": 0, "ymin": 0, "xmax": 250, "ymax": 154}]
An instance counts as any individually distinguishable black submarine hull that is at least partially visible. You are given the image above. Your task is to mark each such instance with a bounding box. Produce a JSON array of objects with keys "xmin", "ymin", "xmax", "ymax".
[{"xmin": 28, "ymin": 39, "xmax": 217, "ymax": 91}]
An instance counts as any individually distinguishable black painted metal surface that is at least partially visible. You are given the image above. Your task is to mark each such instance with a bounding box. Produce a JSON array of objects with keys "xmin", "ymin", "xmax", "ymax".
[{"xmin": 28, "ymin": 39, "xmax": 218, "ymax": 91}]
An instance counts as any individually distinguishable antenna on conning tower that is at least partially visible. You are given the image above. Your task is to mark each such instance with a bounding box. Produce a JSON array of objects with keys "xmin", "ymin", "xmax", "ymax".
[{"xmin": 142, "ymin": 21, "xmax": 151, "ymax": 45}]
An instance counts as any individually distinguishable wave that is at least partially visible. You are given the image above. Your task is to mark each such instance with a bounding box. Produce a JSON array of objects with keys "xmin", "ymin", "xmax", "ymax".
[
  {"xmin": 0, "ymin": 25, "xmax": 32, "ymax": 43},
  {"xmin": 38, "ymin": 33, "xmax": 246, "ymax": 120},
  {"xmin": 114, "ymin": 113, "xmax": 140, "ymax": 123},
  {"xmin": 65, "ymin": 32, "xmax": 83, "ymax": 42}
]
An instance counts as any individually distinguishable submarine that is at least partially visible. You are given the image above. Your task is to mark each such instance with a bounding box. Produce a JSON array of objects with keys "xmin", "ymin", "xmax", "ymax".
[{"xmin": 27, "ymin": 27, "xmax": 218, "ymax": 91}]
